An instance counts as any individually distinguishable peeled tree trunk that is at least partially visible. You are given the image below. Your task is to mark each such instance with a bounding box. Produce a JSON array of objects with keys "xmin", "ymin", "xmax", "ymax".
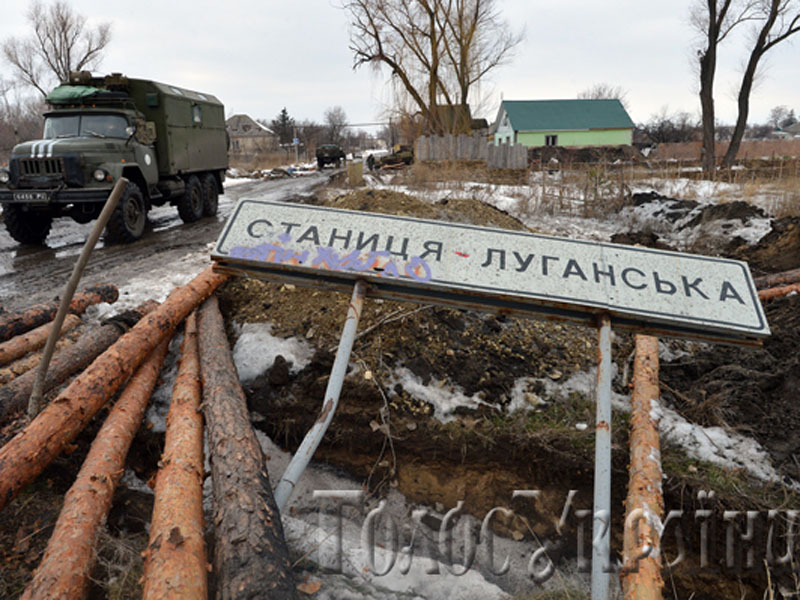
[
  {"xmin": 0, "ymin": 314, "xmax": 81, "ymax": 367},
  {"xmin": 758, "ymin": 282, "xmax": 800, "ymax": 302},
  {"xmin": 197, "ymin": 295, "xmax": 298, "ymax": 600},
  {"xmin": 21, "ymin": 340, "xmax": 171, "ymax": 600},
  {"xmin": 143, "ymin": 312, "xmax": 207, "ymax": 600},
  {"xmin": 0, "ymin": 267, "xmax": 227, "ymax": 512},
  {"xmin": 0, "ymin": 284, "xmax": 118, "ymax": 343},
  {"xmin": 0, "ymin": 303, "xmax": 158, "ymax": 423},
  {"xmin": 755, "ymin": 267, "xmax": 800, "ymax": 290},
  {"xmin": 0, "ymin": 332, "xmax": 80, "ymax": 385},
  {"xmin": 621, "ymin": 335, "xmax": 664, "ymax": 600}
]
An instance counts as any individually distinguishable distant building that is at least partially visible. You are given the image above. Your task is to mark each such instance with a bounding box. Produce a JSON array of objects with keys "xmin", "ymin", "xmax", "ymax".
[
  {"xmin": 492, "ymin": 99, "xmax": 634, "ymax": 148},
  {"xmin": 783, "ymin": 122, "xmax": 800, "ymax": 137},
  {"xmin": 226, "ymin": 114, "xmax": 277, "ymax": 156}
]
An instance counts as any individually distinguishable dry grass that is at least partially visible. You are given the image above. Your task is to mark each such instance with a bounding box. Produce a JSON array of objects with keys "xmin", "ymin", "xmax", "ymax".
[{"xmin": 229, "ymin": 151, "xmax": 293, "ymax": 172}]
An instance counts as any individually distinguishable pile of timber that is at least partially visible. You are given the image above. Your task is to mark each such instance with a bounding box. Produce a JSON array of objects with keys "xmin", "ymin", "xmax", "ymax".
[{"xmin": 0, "ymin": 267, "xmax": 299, "ymax": 599}]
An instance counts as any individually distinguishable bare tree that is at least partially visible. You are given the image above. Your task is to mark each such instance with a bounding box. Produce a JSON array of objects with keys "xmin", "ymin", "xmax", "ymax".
[
  {"xmin": 640, "ymin": 108, "xmax": 700, "ymax": 144},
  {"xmin": 577, "ymin": 83, "xmax": 630, "ymax": 110},
  {"xmin": 3, "ymin": 0, "xmax": 112, "ymax": 97},
  {"xmin": 722, "ymin": 0, "xmax": 800, "ymax": 167},
  {"xmin": 691, "ymin": 0, "xmax": 758, "ymax": 176},
  {"xmin": 343, "ymin": 0, "xmax": 522, "ymax": 134},
  {"xmin": 767, "ymin": 104, "xmax": 794, "ymax": 128},
  {"xmin": 324, "ymin": 106, "xmax": 348, "ymax": 146}
]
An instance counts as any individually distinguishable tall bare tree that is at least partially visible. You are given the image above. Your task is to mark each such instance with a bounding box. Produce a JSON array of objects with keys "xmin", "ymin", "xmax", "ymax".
[
  {"xmin": 344, "ymin": 0, "xmax": 522, "ymax": 134},
  {"xmin": 691, "ymin": 0, "xmax": 757, "ymax": 176},
  {"xmin": 722, "ymin": 0, "xmax": 800, "ymax": 167},
  {"xmin": 3, "ymin": 0, "xmax": 112, "ymax": 97},
  {"xmin": 324, "ymin": 105, "xmax": 348, "ymax": 146},
  {"xmin": 577, "ymin": 83, "xmax": 630, "ymax": 110}
]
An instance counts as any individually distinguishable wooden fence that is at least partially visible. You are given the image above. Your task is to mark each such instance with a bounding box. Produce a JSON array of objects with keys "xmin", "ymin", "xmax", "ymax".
[{"xmin": 415, "ymin": 134, "xmax": 528, "ymax": 169}]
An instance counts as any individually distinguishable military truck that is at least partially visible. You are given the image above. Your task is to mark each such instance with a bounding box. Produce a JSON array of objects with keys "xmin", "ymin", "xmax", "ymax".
[
  {"xmin": 315, "ymin": 144, "xmax": 346, "ymax": 169},
  {"xmin": 0, "ymin": 72, "xmax": 228, "ymax": 244}
]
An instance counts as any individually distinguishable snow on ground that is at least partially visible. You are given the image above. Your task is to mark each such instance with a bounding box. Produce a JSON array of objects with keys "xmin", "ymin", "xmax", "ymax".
[{"xmin": 231, "ymin": 322, "xmax": 314, "ymax": 382}]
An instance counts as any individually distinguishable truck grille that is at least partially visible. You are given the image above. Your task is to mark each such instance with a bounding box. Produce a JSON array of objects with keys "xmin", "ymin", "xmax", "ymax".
[{"xmin": 19, "ymin": 158, "xmax": 65, "ymax": 178}]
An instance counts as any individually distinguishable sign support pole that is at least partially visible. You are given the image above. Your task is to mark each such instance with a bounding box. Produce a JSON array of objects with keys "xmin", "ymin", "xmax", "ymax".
[
  {"xmin": 274, "ymin": 279, "xmax": 367, "ymax": 511},
  {"xmin": 592, "ymin": 313, "xmax": 613, "ymax": 600}
]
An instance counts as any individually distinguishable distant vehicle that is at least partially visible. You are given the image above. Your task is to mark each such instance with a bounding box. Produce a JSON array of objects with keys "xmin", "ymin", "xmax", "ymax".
[
  {"xmin": 0, "ymin": 71, "xmax": 228, "ymax": 244},
  {"xmin": 366, "ymin": 144, "xmax": 414, "ymax": 170},
  {"xmin": 316, "ymin": 144, "xmax": 346, "ymax": 169}
]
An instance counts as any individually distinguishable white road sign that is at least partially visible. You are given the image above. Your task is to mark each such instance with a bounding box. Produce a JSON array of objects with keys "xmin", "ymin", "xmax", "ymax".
[{"xmin": 211, "ymin": 199, "xmax": 770, "ymax": 344}]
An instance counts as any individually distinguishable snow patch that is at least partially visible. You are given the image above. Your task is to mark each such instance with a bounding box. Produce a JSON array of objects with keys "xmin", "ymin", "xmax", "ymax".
[{"xmin": 231, "ymin": 321, "xmax": 314, "ymax": 382}]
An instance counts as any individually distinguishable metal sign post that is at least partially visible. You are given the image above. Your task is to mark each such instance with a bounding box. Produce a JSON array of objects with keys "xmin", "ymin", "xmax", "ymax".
[
  {"xmin": 592, "ymin": 314, "xmax": 613, "ymax": 600},
  {"xmin": 273, "ymin": 279, "xmax": 367, "ymax": 510}
]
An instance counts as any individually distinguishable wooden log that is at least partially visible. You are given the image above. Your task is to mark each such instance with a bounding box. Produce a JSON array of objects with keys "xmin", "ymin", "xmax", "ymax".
[
  {"xmin": 197, "ymin": 295, "xmax": 298, "ymax": 600},
  {"xmin": 0, "ymin": 266, "xmax": 227, "ymax": 512},
  {"xmin": 0, "ymin": 284, "xmax": 118, "ymax": 343},
  {"xmin": 21, "ymin": 339, "xmax": 171, "ymax": 600},
  {"xmin": 0, "ymin": 314, "xmax": 81, "ymax": 367},
  {"xmin": 143, "ymin": 312, "xmax": 207, "ymax": 600},
  {"xmin": 754, "ymin": 267, "xmax": 800, "ymax": 290},
  {"xmin": 758, "ymin": 282, "xmax": 800, "ymax": 301},
  {"xmin": 621, "ymin": 335, "xmax": 664, "ymax": 599},
  {"xmin": 0, "ymin": 332, "xmax": 79, "ymax": 385},
  {"xmin": 0, "ymin": 302, "xmax": 158, "ymax": 423}
]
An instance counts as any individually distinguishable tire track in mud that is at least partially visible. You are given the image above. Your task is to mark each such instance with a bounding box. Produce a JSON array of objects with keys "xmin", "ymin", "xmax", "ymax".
[{"xmin": 0, "ymin": 175, "xmax": 327, "ymax": 312}]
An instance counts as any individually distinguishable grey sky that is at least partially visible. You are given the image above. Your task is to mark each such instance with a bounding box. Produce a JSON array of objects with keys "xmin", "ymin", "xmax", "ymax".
[{"xmin": 1, "ymin": 1, "xmax": 798, "ymax": 128}]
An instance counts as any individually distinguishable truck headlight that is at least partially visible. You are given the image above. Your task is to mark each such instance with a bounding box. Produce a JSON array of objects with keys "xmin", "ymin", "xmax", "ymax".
[
  {"xmin": 0, "ymin": 169, "xmax": 9, "ymax": 184},
  {"xmin": 93, "ymin": 169, "xmax": 108, "ymax": 182}
]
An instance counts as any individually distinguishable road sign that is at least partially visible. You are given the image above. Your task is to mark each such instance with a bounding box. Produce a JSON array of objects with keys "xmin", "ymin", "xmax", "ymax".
[{"xmin": 211, "ymin": 199, "xmax": 770, "ymax": 345}]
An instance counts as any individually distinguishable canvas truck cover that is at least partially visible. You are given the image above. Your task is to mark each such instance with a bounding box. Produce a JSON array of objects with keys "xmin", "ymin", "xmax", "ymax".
[{"xmin": 125, "ymin": 79, "xmax": 227, "ymax": 176}]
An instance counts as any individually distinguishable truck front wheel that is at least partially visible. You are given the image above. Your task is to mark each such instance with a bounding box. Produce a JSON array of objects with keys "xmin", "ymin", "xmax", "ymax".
[
  {"xmin": 202, "ymin": 174, "xmax": 219, "ymax": 217},
  {"xmin": 3, "ymin": 204, "xmax": 53, "ymax": 245},
  {"xmin": 178, "ymin": 175, "xmax": 203, "ymax": 223},
  {"xmin": 105, "ymin": 182, "xmax": 147, "ymax": 243}
]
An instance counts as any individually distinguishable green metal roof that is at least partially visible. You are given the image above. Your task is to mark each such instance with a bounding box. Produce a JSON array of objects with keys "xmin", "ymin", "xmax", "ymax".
[{"xmin": 501, "ymin": 99, "xmax": 634, "ymax": 132}]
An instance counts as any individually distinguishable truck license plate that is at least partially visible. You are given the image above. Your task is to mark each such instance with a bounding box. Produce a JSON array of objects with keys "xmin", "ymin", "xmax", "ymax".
[{"xmin": 13, "ymin": 191, "xmax": 49, "ymax": 203}]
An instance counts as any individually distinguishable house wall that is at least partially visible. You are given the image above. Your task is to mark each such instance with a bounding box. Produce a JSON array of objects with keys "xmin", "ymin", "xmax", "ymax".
[{"xmin": 495, "ymin": 128, "xmax": 632, "ymax": 147}]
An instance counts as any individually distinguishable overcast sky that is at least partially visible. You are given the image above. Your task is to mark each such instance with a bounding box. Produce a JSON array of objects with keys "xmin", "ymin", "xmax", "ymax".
[{"xmin": 1, "ymin": 0, "xmax": 799, "ymax": 130}]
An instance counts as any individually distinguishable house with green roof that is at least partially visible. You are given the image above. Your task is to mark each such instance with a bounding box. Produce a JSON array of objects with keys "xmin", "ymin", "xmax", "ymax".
[{"xmin": 492, "ymin": 99, "xmax": 634, "ymax": 148}]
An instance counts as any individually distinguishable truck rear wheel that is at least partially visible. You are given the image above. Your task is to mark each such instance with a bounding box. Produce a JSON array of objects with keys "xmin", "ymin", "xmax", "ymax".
[
  {"xmin": 105, "ymin": 182, "xmax": 147, "ymax": 243},
  {"xmin": 202, "ymin": 174, "xmax": 219, "ymax": 217},
  {"xmin": 3, "ymin": 204, "xmax": 53, "ymax": 245},
  {"xmin": 178, "ymin": 175, "xmax": 203, "ymax": 223}
]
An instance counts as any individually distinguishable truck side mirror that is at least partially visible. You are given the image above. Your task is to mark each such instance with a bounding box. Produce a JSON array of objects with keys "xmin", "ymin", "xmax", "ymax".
[{"xmin": 134, "ymin": 120, "xmax": 157, "ymax": 145}]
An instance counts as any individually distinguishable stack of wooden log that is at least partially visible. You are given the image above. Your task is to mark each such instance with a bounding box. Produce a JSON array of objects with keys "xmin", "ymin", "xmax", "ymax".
[{"xmin": 0, "ymin": 267, "xmax": 299, "ymax": 599}]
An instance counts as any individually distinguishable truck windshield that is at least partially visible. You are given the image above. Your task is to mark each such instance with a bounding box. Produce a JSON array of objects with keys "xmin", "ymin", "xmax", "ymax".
[{"xmin": 43, "ymin": 114, "xmax": 130, "ymax": 139}]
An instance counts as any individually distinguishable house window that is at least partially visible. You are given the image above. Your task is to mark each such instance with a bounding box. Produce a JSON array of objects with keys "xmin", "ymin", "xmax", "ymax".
[
  {"xmin": 232, "ymin": 140, "xmax": 240, "ymax": 151},
  {"xmin": 545, "ymin": 135, "xmax": 558, "ymax": 146}
]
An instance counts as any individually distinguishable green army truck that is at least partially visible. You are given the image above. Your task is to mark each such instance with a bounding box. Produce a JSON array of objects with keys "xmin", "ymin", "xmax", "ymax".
[{"xmin": 0, "ymin": 72, "xmax": 228, "ymax": 244}]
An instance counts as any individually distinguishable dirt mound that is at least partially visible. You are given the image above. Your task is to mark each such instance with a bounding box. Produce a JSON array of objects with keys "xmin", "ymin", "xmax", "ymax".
[
  {"xmin": 660, "ymin": 293, "xmax": 800, "ymax": 480},
  {"xmin": 681, "ymin": 200, "xmax": 765, "ymax": 228},
  {"xmin": 610, "ymin": 230, "xmax": 674, "ymax": 250},
  {"xmin": 324, "ymin": 187, "xmax": 528, "ymax": 231},
  {"xmin": 527, "ymin": 145, "xmax": 643, "ymax": 165},
  {"xmin": 735, "ymin": 216, "xmax": 800, "ymax": 274}
]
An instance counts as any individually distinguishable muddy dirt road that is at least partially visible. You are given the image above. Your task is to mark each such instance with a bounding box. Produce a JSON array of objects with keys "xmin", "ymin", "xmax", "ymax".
[{"xmin": 0, "ymin": 173, "xmax": 328, "ymax": 313}]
